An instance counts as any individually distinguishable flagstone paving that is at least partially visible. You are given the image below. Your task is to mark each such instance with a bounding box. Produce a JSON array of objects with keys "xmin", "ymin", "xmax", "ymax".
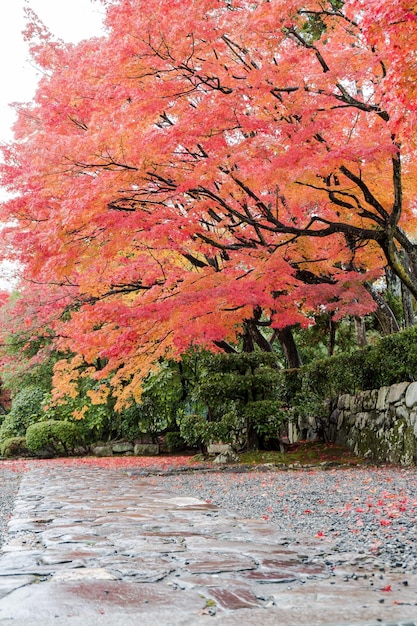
[{"xmin": 0, "ymin": 464, "xmax": 416, "ymax": 625}]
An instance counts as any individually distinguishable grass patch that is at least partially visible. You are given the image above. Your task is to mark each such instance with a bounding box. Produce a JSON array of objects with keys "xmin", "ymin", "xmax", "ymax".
[{"xmin": 238, "ymin": 441, "xmax": 364, "ymax": 466}]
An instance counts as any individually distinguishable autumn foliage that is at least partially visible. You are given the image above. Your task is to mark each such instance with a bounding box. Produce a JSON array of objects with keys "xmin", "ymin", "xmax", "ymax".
[{"xmin": 1, "ymin": 0, "xmax": 417, "ymax": 407}]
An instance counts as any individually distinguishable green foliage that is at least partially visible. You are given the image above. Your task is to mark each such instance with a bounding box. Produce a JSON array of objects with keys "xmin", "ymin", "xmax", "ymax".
[
  {"xmin": 118, "ymin": 396, "xmax": 166, "ymax": 441},
  {"xmin": 0, "ymin": 386, "xmax": 47, "ymax": 443},
  {"xmin": 178, "ymin": 413, "xmax": 207, "ymax": 447},
  {"xmin": 385, "ymin": 291, "xmax": 404, "ymax": 328},
  {"xmin": 119, "ymin": 361, "xmax": 183, "ymax": 439},
  {"xmin": 178, "ymin": 410, "xmax": 241, "ymax": 448},
  {"xmin": 300, "ymin": 0, "xmax": 344, "ymax": 41},
  {"xmin": 26, "ymin": 420, "xmax": 84, "ymax": 456},
  {"xmin": 179, "ymin": 326, "xmax": 417, "ymax": 451},
  {"xmin": 243, "ymin": 400, "xmax": 292, "ymax": 439},
  {"xmin": 44, "ymin": 390, "xmax": 112, "ymax": 444},
  {"xmin": 271, "ymin": 325, "xmax": 417, "ymax": 436},
  {"xmin": 301, "ymin": 325, "xmax": 417, "ymax": 400},
  {"xmin": 178, "ymin": 352, "xmax": 286, "ymax": 449},
  {"xmin": 200, "ymin": 351, "xmax": 280, "ymax": 375},
  {"xmin": 3, "ymin": 325, "xmax": 415, "ymax": 455},
  {"xmin": 294, "ymin": 315, "xmax": 362, "ymax": 364},
  {"xmin": 0, "ymin": 436, "xmax": 29, "ymax": 458},
  {"xmin": 165, "ymin": 431, "xmax": 186, "ymax": 452},
  {"xmin": 116, "ymin": 403, "xmax": 144, "ymax": 441}
]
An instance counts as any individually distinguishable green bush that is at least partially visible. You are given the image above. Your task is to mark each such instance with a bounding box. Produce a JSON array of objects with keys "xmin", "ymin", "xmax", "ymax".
[
  {"xmin": 179, "ymin": 411, "xmax": 241, "ymax": 449},
  {"xmin": 0, "ymin": 436, "xmax": 29, "ymax": 458},
  {"xmin": 299, "ymin": 325, "xmax": 417, "ymax": 401},
  {"xmin": 243, "ymin": 400, "xmax": 293, "ymax": 441},
  {"xmin": 165, "ymin": 431, "xmax": 186, "ymax": 452},
  {"xmin": 178, "ymin": 352, "xmax": 285, "ymax": 450},
  {"xmin": 117, "ymin": 361, "xmax": 183, "ymax": 440},
  {"xmin": 0, "ymin": 386, "xmax": 47, "ymax": 443},
  {"xmin": 182, "ymin": 327, "xmax": 417, "ymax": 451},
  {"xmin": 26, "ymin": 420, "xmax": 84, "ymax": 457}
]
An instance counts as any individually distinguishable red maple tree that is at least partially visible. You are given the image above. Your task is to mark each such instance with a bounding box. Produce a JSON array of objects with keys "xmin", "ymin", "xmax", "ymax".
[{"xmin": 1, "ymin": 0, "xmax": 416, "ymax": 406}]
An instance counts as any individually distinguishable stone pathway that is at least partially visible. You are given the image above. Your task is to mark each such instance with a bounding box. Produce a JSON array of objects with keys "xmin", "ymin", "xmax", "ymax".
[{"xmin": 0, "ymin": 464, "xmax": 417, "ymax": 625}]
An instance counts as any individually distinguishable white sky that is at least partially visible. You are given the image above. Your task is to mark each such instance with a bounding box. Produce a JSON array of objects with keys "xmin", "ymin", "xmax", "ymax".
[
  {"xmin": 0, "ymin": 0, "xmax": 105, "ymax": 143},
  {"xmin": 0, "ymin": 0, "xmax": 105, "ymax": 288}
]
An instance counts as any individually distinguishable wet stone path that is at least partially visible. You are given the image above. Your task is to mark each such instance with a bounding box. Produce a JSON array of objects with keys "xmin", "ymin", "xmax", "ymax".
[{"xmin": 0, "ymin": 465, "xmax": 417, "ymax": 625}]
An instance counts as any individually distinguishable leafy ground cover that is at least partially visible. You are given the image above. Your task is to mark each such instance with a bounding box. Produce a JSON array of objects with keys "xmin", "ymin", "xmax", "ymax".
[
  {"xmin": 0, "ymin": 441, "xmax": 366, "ymax": 473},
  {"xmin": 0, "ymin": 454, "xmax": 206, "ymax": 474}
]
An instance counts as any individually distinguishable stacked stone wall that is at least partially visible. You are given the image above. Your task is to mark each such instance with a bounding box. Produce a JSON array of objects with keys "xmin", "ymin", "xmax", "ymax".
[{"xmin": 326, "ymin": 381, "xmax": 417, "ymax": 465}]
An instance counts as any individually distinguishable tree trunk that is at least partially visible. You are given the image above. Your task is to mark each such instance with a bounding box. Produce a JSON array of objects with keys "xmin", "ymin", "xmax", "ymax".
[
  {"xmin": 354, "ymin": 316, "xmax": 367, "ymax": 347},
  {"xmin": 276, "ymin": 326, "xmax": 302, "ymax": 368},
  {"xmin": 214, "ymin": 340, "xmax": 238, "ymax": 353},
  {"xmin": 366, "ymin": 282, "xmax": 400, "ymax": 335},
  {"xmin": 384, "ymin": 239, "xmax": 417, "ymax": 302},
  {"xmin": 245, "ymin": 420, "xmax": 260, "ymax": 450},
  {"xmin": 241, "ymin": 323, "xmax": 255, "ymax": 352},
  {"xmin": 386, "ymin": 254, "xmax": 415, "ymax": 328},
  {"xmin": 385, "ymin": 267, "xmax": 402, "ymax": 298},
  {"xmin": 401, "ymin": 284, "xmax": 415, "ymax": 328}
]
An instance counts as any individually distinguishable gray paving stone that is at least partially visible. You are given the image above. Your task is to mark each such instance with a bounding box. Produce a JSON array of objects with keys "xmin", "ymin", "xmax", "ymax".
[
  {"xmin": 0, "ymin": 464, "xmax": 417, "ymax": 625},
  {"xmin": 0, "ymin": 575, "xmax": 37, "ymax": 599}
]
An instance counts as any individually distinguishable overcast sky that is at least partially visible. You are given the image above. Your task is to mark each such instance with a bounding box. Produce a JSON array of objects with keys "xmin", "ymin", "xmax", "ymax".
[{"xmin": 0, "ymin": 0, "xmax": 105, "ymax": 143}]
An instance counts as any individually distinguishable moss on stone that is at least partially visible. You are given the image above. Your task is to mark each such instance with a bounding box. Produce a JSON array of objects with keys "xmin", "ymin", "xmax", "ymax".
[
  {"xmin": 349, "ymin": 417, "xmax": 416, "ymax": 466},
  {"xmin": 391, "ymin": 419, "xmax": 416, "ymax": 465}
]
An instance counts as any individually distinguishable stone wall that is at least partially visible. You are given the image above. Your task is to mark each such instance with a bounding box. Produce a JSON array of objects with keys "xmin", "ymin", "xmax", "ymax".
[{"xmin": 326, "ymin": 381, "xmax": 417, "ymax": 465}]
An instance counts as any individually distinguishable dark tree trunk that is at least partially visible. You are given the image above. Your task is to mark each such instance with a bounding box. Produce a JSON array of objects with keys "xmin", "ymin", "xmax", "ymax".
[
  {"xmin": 366, "ymin": 282, "xmax": 400, "ymax": 335},
  {"xmin": 276, "ymin": 326, "xmax": 302, "ymax": 368},
  {"xmin": 245, "ymin": 421, "xmax": 260, "ymax": 451},
  {"xmin": 401, "ymin": 284, "xmax": 415, "ymax": 328},
  {"xmin": 354, "ymin": 316, "xmax": 367, "ymax": 347},
  {"xmin": 250, "ymin": 324, "xmax": 274, "ymax": 352},
  {"xmin": 242, "ymin": 324, "xmax": 255, "ymax": 352}
]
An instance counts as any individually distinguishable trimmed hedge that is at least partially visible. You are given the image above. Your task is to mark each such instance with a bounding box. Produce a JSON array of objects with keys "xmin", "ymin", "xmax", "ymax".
[
  {"xmin": 183, "ymin": 327, "xmax": 417, "ymax": 449},
  {"xmin": 193, "ymin": 352, "xmax": 286, "ymax": 448},
  {"xmin": 0, "ymin": 436, "xmax": 29, "ymax": 458},
  {"xmin": 26, "ymin": 420, "xmax": 84, "ymax": 457},
  {"xmin": 299, "ymin": 325, "xmax": 417, "ymax": 401}
]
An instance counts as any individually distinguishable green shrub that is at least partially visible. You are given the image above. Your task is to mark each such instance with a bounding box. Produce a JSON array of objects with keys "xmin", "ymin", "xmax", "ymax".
[
  {"xmin": 0, "ymin": 386, "xmax": 47, "ymax": 443},
  {"xmin": 182, "ymin": 327, "xmax": 417, "ymax": 451},
  {"xmin": 243, "ymin": 400, "xmax": 293, "ymax": 441},
  {"xmin": 165, "ymin": 431, "xmax": 187, "ymax": 452},
  {"xmin": 0, "ymin": 436, "xmax": 29, "ymax": 458},
  {"xmin": 178, "ymin": 411, "xmax": 240, "ymax": 449},
  {"xmin": 26, "ymin": 420, "xmax": 83, "ymax": 457},
  {"xmin": 117, "ymin": 361, "xmax": 183, "ymax": 441},
  {"xmin": 177, "ymin": 353, "xmax": 285, "ymax": 450},
  {"xmin": 298, "ymin": 325, "xmax": 417, "ymax": 401}
]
